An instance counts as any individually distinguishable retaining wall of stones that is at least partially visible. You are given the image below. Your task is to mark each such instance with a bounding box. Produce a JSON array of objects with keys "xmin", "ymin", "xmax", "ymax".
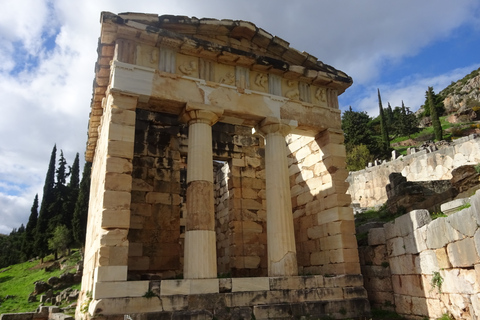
[
  {"xmin": 359, "ymin": 189, "xmax": 480, "ymax": 319},
  {"xmin": 347, "ymin": 135, "xmax": 480, "ymax": 208}
]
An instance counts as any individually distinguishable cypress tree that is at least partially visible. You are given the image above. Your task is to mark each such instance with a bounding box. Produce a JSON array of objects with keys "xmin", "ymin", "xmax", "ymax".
[
  {"xmin": 378, "ymin": 89, "xmax": 390, "ymax": 156},
  {"xmin": 22, "ymin": 194, "xmax": 39, "ymax": 259},
  {"xmin": 73, "ymin": 161, "xmax": 92, "ymax": 250},
  {"xmin": 64, "ymin": 153, "xmax": 80, "ymax": 231},
  {"xmin": 428, "ymin": 87, "xmax": 443, "ymax": 141},
  {"xmin": 35, "ymin": 145, "xmax": 57, "ymax": 260},
  {"xmin": 50, "ymin": 151, "xmax": 69, "ymax": 231}
]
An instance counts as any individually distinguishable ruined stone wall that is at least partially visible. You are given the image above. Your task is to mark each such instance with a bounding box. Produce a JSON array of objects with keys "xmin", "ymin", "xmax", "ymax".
[
  {"xmin": 287, "ymin": 130, "xmax": 359, "ymax": 276},
  {"xmin": 359, "ymin": 190, "xmax": 480, "ymax": 319},
  {"xmin": 348, "ymin": 135, "xmax": 480, "ymax": 208}
]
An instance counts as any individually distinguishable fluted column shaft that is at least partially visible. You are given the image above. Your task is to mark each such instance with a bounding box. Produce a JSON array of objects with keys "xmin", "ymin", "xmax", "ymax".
[
  {"xmin": 258, "ymin": 118, "xmax": 298, "ymax": 276},
  {"xmin": 180, "ymin": 107, "xmax": 222, "ymax": 279}
]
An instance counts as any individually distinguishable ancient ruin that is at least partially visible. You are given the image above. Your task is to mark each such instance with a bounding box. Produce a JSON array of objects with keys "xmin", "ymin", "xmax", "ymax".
[{"xmin": 76, "ymin": 12, "xmax": 369, "ymax": 319}]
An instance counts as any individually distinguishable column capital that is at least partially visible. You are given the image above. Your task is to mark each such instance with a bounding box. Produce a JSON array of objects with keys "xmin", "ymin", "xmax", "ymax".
[
  {"xmin": 180, "ymin": 102, "xmax": 224, "ymax": 126},
  {"xmin": 256, "ymin": 117, "xmax": 298, "ymax": 137}
]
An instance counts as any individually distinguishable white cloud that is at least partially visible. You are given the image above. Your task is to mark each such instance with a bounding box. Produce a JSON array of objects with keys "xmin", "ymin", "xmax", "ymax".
[{"xmin": 342, "ymin": 64, "xmax": 480, "ymax": 117}]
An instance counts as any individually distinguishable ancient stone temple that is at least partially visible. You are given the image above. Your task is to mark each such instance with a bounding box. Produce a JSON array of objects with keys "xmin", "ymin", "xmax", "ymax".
[{"xmin": 76, "ymin": 12, "xmax": 369, "ymax": 319}]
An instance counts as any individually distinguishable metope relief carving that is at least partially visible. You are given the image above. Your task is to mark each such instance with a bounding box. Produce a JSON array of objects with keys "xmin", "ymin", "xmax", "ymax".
[
  {"xmin": 315, "ymin": 87, "xmax": 327, "ymax": 103},
  {"xmin": 219, "ymin": 72, "xmax": 235, "ymax": 85},
  {"xmin": 179, "ymin": 60, "xmax": 198, "ymax": 76},
  {"xmin": 285, "ymin": 80, "xmax": 299, "ymax": 100},
  {"xmin": 253, "ymin": 73, "xmax": 268, "ymax": 90}
]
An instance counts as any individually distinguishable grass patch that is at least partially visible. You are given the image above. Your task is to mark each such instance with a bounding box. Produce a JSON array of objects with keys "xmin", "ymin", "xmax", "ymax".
[
  {"xmin": 431, "ymin": 212, "xmax": 447, "ymax": 220},
  {"xmin": 355, "ymin": 204, "xmax": 404, "ymax": 228},
  {"xmin": 0, "ymin": 252, "xmax": 79, "ymax": 314}
]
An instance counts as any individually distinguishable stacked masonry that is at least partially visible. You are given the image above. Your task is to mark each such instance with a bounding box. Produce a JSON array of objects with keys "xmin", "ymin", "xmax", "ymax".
[
  {"xmin": 359, "ymin": 189, "xmax": 480, "ymax": 319},
  {"xmin": 348, "ymin": 135, "xmax": 480, "ymax": 208},
  {"xmin": 287, "ymin": 132, "xmax": 359, "ymax": 276}
]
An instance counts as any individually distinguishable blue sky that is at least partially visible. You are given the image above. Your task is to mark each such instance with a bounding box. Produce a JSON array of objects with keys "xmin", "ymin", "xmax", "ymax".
[{"xmin": 0, "ymin": 0, "xmax": 480, "ymax": 234}]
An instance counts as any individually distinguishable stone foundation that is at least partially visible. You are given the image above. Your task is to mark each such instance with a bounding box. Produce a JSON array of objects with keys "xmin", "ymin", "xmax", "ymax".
[{"xmin": 82, "ymin": 275, "xmax": 369, "ymax": 320}]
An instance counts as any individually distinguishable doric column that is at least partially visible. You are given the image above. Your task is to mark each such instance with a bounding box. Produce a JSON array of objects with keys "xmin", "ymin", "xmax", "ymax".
[
  {"xmin": 257, "ymin": 117, "xmax": 298, "ymax": 276},
  {"xmin": 180, "ymin": 103, "xmax": 223, "ymax": 279}
]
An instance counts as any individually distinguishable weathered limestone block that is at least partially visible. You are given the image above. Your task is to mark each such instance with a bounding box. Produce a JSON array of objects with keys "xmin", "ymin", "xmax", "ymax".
[
  {"xmin": 323, "ymin": 274, "xmax": 364, "ymax": 288},
  {"xmin": 93, "ymin": 280, "xmax": 149, "ymax": 299},
  {"xmin": 128, "ymin": 256, "xmax": 150, "ymax": 270},
  {"xmin": 413, "ymin": 225, "xmax": 428, "ymax": 253},
  {"xmin": 107, "ymin": 140, "xmax": 135, "ymax": 159},
  {"xmin": 98, "ymin": 246, "xmax": 129, "ymax": 266},
  {"xmin": 94, "ymin": 266, "xmax": 128, "ymax": 282},
  {"xmin": 447, "ymin": 237, "xmax": 479, "ymax": 267},
  {"xmin": 426, "ymin": 217, "xmax": 463, "ymax": 249},
  {"xmin": 418, "ymin": 250, "xmax": 439, "ymax": 274},
  {"xmin": 394, "ymin": 293, "xmax": 412, "ymax": 315},
  {"xmin": 99, "ymin": 228, "xmax": 129, "ymax": 246},
  {"xmin": 426, "ymin": 297, "xmax": 444, "ymax": 319},
  {"xmin": 362, "ymin": 245, "xmax": 388, "ymax": 266},
  {"xmin": 100, "ymin": 209, "xmax": 130, "ymax": 228},
  {"xmin": 361, "ymin": 265, "xmax": 391, "ymax": 278},
  {"xmin": 363, "ymin": 275, "xmax": 393, "ymax": 292},
  {"xmin": 106, "ymin": 156, "xmax": 133, "ymax": 173},
  {"xmin": 403, "ymin": 233, "xmax": 419, "ymax": 254},
  {"xmin": 447, "ymin": 208, "xmax": 477, "ymax": 237},
  {"xmin": 392, "ymin": 275, "xmax": 424, "ymax": 297},
  {"xmin": 103, "ymin": 190, "xmax": 131, "ymax": 210},
  {"xmin": 435, "ymin": 247, "xmax": 452, "ymax": 269},
  {"xmin": 108, "ymin": 123, "xmax": 135, "ymax": 143},
  {"xmin": 442, "ymin": 269, "xmax": 477, "ymax": 294},
  {"xmin": 231, "ymin": 277, "xmax": 270, "ymax": 292},
  {"xmin": 316, "ymin": 207, "xmax": 354, "ymax": 225},
  {"xmin": 470, "ymin": 189, "xmax": 480, "ymax": 225},
  {"xmin": 319, "ymin": 234, "xmax": 357, "ymax": 251},
  {"xmin": 389, "ymin": 255, "xmax": 416, "ymax": 275},
  {"xmin": 87, "ymin": 297, "xmax": 163, "ymax": 315},
  {"xmin": 368, "ymin": 228, "xmax": 385, "ymax": 246},
  {"xmin": 388, "ymin": 210, "xmax": 431, "ymax": 240},
  {"xmin": 328, "ymin": 248, "xmax": 359, "ymax": 264},
  {"xmin": 411, "ymin": 296, "xmax": 428, "ymax": 317},
  {"xmin": 386, "ymin": 237, "xmax": 405, "ymax": 257},
  {"xmin": 111, "ymin": 107, "xmax": 136, "ymax": 126}
]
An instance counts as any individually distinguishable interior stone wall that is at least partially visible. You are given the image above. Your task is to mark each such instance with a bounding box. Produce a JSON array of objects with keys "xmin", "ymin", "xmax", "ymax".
[{"xmin": 127, "ymin": 108, "xmax": 269, "ymax": 278}]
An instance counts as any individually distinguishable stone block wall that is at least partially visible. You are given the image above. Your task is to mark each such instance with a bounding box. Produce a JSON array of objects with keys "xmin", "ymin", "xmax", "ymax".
[
  {"xmin": 348, "ymin": 135, "xmax": 480, "ymax": 208},
  {"xmin": 288, "ymin": 129, "xmax": 360, "ymax": 276},
  {"xmin": 359, "ymin": 190, "xmax": 480, "ymax": 319},
  {"xmin": 127, "ymin": 108, "xmax": 268, "ymax": 279}
]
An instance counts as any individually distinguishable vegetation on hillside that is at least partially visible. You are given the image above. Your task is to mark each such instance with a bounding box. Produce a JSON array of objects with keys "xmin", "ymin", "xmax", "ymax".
[
  {"xmin": 342, "ymin": 68, "xmax": 480, "ymax": 171},
  {"xmin": 0, "ymin": 146, "xmax": 91, "ymax": 269},
  {"xmin": 0, "ymin": 251, "xmax": 81, "ymax": 314}
]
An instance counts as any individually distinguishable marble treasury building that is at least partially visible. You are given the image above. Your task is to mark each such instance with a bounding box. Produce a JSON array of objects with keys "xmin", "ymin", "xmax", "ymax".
[{"xmin": 77, "ymin": 12, "xmax": 369, "ymax": 319}]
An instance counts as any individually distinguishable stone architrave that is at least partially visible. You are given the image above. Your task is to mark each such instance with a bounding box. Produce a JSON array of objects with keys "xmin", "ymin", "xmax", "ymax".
[
  {"xmin": 258, "ymin": 117, "xmax": 299, "ymax": 277},
  {"xmin": 180, "ymin": 103, "xmax": 224, "ymax": 279}
]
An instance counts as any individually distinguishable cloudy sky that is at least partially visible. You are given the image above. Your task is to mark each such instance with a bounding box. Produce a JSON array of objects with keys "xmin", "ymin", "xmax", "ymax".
[{"xmin": 1, "ymin": 0, "xmax": 479, "ymax": 234}]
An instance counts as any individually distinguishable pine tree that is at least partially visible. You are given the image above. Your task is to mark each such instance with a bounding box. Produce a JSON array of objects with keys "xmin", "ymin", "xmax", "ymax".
[
  {"xmin": 73, "ymin": 161, "xmax": 92, "ymax": 250},
  {"xmin": 22, "ymin": 194, "xmax": 39, "ymax": 259},
  {"xmin": 35, "ymin": 145, "xmax": 57, "ymax": 260},
  {"xmin": 428, "ymin": 87, "xmax": 443, "ymax": 141},
  {"xmin": 378, "ymin": 89, "xmax": 390, "ymax": 156}
]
